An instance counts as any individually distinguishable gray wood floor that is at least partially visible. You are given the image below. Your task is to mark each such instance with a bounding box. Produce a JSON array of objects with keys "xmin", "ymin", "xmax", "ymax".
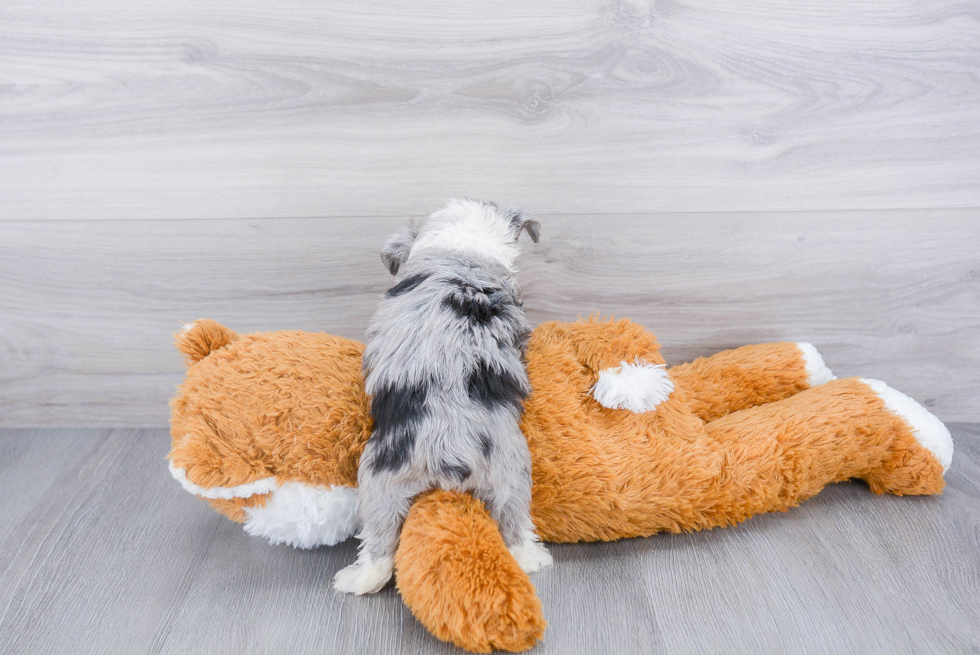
[{"xmin": 1, "ymin": 426, "xmax": 978, "ymax": 654}]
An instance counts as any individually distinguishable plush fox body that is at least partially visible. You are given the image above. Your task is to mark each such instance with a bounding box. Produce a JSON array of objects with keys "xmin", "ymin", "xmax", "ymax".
[{"xmin": 169, "ymin": 317, "xmax": 952, "ymax": 653}]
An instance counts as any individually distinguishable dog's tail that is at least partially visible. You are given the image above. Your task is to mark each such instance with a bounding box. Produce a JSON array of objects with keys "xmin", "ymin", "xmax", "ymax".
[{"xmin": 175, "ymin": 319, "xmax": 239, "ymax": 364}]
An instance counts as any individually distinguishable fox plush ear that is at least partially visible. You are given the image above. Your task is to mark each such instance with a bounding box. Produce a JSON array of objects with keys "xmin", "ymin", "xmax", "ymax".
[
  {"xmin": 380, "ymin": 221, "xmax": 419, "ymax": 275},
  {"xmin": 509, "ymin": 210, "xmax": 541, "ymax": 243}
]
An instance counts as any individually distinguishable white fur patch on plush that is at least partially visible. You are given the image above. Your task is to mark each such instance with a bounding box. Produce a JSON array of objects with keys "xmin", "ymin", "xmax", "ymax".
[
  {"xmin": 333, "ymin": 553, "xmax": 395, "ymax": 595},
  {"xmin": 860, "ymin": 378, "xmax": 953, "ymax": 472},
  {"xmin": 242, "ymin": 482, "xmax": 359, "ymax": 549},
  {"xmin": 169, "ymin": 461, "xmax": 278, "ymax": 500},
  {"xmin": 591, "ymin": 360, "xmax": 674, "ymax": 413},
  {"xmin": 509, "ymin": 540, "xmax": 553, "ymax": 574},
  {"xmin": 795, "ymin": 342, "xmax": 836, "ymax": 387}
]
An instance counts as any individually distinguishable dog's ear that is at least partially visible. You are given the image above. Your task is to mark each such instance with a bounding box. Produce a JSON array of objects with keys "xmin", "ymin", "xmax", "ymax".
[
  {"xmin": 380, "ymin": 221, "xmax": 418, "ymax": 275},
  {"xmin": 522, "ymin": 219, "xmax": 541, "ymax": 243},
  {"xmin": 509, "ymin": 210, "xmax": 541, "ymax": 243}
]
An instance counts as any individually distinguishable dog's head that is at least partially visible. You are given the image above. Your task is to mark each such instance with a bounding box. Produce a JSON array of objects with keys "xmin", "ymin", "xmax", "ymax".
[{"xmin": 380, "ymin": 199, "xmax": 540, "ymax": 275}]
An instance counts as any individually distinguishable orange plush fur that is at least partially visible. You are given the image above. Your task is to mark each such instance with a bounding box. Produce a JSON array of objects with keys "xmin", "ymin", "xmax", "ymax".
[
  {"xmin": 396, "ymin": 491, "xmax": 546, "ymax": 653},
  {"xmin": 171, "ymin": 323, "xmax": 370, "ymax": 492},
  {"xmin": 170, "ymin": 317, "xmax": 947, "ymax": 653}
]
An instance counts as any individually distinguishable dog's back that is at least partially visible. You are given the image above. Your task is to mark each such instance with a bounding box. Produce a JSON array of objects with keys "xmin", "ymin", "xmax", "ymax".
[{"xmin": 361, "ymin": 253, "xmax": 532, "ymax": 490}]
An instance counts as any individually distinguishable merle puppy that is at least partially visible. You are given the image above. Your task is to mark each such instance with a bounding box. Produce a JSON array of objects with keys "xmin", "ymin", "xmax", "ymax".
[{"xmin": 333, "ymin": 198, "xmax": 552, "ymax": 595}]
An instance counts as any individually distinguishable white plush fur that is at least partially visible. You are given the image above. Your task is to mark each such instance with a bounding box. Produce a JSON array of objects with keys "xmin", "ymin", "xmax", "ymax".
[
  {"xmin": 860, "ymin": 378, "xmax": 954, "ymax": 472},
  {"xmin": 169, "ymin": 462, "xmax": 278, "ymax": 500},
  {"xmin": 795, "ymin": 342, "xmax": 836, "ymax": 387},
  {"xmin": 591, "ymin": 360, "xmax": 674, "ymax": 413},
  {"xmin": 333, "ymin": 554, "xmax": 395, "ymax": 595},
  {"xmin": 509, "ymin": 540, "xmax": 554, "ymax": 574},
  {"xmin": 242, "ymin": 482, "xmax": 359, "ymax": 549},
  {"xmin": 411, "ymin": 198, "xmax": 522, "ymax": 271},
  {"xmin": 169, "ymin": 463, "xmax": 358, "ymax": 548}
]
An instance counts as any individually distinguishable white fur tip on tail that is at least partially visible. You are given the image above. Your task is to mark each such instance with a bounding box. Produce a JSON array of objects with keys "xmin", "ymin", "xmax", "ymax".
[
  {"xmin": 860, "ymin": 378, "xmax": 953, "ymax": 472},
  {"xmin": 795, "ymin": 342, "xmax": 836, "ymax": 387},
  {"xmin": 592, "ymin": 360, "xmax": 674, "ymax": 413}
]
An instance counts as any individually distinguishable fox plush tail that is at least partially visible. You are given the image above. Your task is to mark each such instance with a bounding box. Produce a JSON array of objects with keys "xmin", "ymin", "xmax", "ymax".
[
  {"xmin": 174, "ymin": 319, "xmax": 240, "ymax": 364},
  {"xmin": 396, "ymin": 490, "xmax": 546, "ymax": 653}
]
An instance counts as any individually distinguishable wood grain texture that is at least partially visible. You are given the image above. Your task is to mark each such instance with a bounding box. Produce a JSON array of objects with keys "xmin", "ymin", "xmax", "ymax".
[
  {"xmin": 1, "ymin": 0, "xmax": 978, "ymax": 219},
  {"xmin": 0, "ymin": 426, "xmax": 977, "ymax": 654},
  {"xmin": 1, "ymin": 210, "xmax": 977, "ymax": 427}
]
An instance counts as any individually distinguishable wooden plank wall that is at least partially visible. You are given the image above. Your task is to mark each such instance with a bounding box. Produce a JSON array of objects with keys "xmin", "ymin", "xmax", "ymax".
[
  {"xmin": 2, "ymin": 212, "xmax": 977, "ymax": 426},
  {"xmin": 1, "ymin": 0, "xmax": 978, "ymax": 425}
]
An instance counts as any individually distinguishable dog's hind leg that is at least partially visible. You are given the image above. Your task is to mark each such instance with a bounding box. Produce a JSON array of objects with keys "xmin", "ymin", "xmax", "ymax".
[
  {"xmin": 332, "ymin": 474, "xmax": 417, "ymax": 595},
  {"xmin": 478, "ymin": 436, "xmax": 553, "ymax": 575}
]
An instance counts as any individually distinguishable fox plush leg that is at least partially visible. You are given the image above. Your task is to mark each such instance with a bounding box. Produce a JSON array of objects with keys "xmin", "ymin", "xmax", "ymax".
[
  {"xmin": 699, "ymin": 377, "xmax": 952, "ymax": 527},
  {"xmin": 669, "ymin": 342, "xmax": 835, "ymax": 422},
  {"xmin": 395, "ymin": 490, "xmax": 546, "ymax": 653}
]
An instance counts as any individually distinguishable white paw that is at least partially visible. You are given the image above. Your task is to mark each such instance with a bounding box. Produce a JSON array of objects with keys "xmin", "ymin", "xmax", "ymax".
[
  {"xmin": 509, "ymin": 540, "xmax": 553, "ymax": 574},
  {"xmin": 860, "ymin": 378, "xmax": 953, "ymax": 472},
  {"xmin": 332, "ymin": 554, "xmax": 394, "ymax": 595},
  {"xmin": 591, "ymin": 360, "xmax": 674, "ymax": 413},
  {"xmin": 795, "ymin": 342, "xmax": 836, "ymax": 387}
]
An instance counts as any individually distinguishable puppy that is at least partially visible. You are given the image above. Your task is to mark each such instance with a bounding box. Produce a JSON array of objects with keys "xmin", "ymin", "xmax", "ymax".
[{"xmin": 333, "ymin": 198, "xmax": 552, "ymax": 594}]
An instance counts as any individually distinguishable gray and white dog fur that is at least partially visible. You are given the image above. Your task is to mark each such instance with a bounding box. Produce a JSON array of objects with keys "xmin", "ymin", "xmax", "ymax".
[{"xmin": 333, "ymin": 198, "xmax": 553, "ymax": 595}]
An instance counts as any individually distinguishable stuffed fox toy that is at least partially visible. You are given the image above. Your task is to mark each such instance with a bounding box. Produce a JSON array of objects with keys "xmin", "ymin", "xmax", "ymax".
[{"xmin": 169, "ymin": 317, "xmax": 953, "ymax": 653}]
